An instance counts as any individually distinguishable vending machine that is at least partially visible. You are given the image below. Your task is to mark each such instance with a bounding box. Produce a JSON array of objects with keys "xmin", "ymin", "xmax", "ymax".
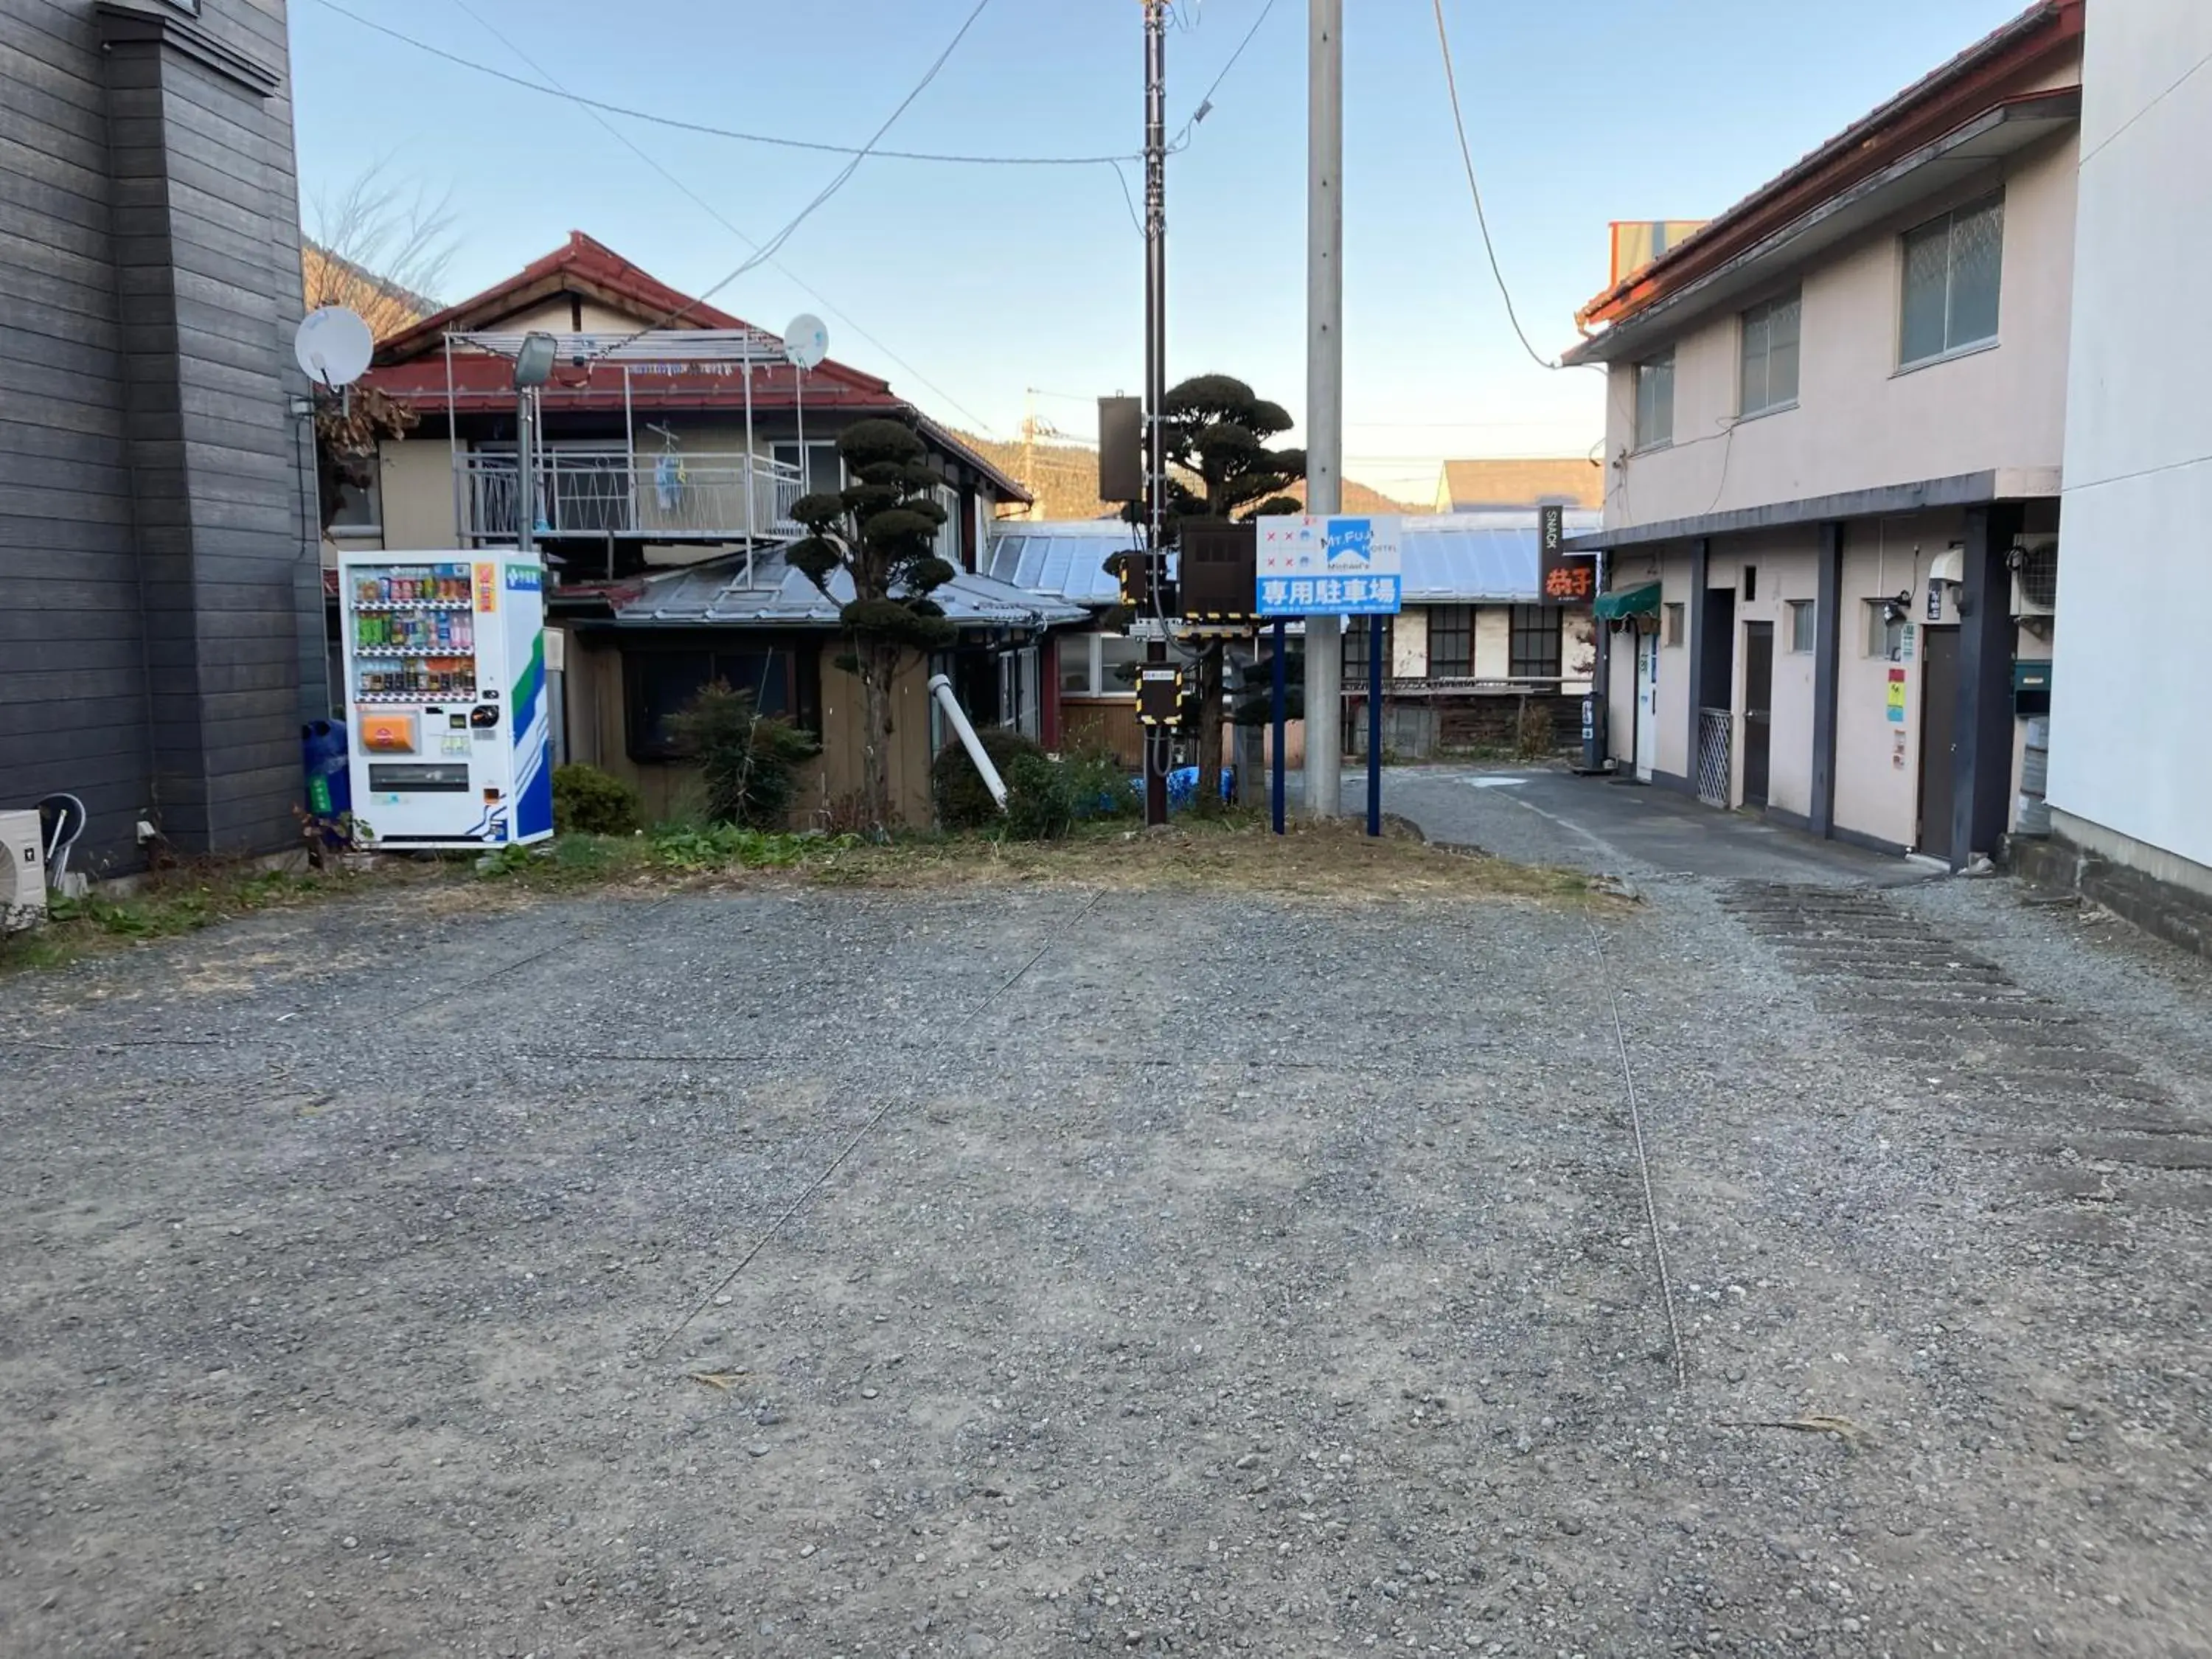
[{"xmin": 337, "ymin": 550, "xmax": 554, "ymax": 849}]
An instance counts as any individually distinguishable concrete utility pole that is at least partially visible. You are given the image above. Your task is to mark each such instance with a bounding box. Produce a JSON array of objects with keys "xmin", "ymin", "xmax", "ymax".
[
  {"xmin": 1141, "ymin": 0, "xmax": 1172, "ymax": 828},
  {"xmin": 1302, "ymin": 0, "xmax": 1343, "ymax": 819}
]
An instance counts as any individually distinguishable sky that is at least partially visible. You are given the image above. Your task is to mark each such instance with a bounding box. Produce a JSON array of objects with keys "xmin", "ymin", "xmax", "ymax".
[{"xmin": 288, "ymin": 0, "xmax": 2031, "ymax": 503}]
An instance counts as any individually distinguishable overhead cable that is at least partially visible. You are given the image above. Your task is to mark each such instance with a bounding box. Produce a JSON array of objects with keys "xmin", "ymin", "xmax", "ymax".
[
  {"xmin": 448, "ymin": 0, "xmax": 1006, "ymax": 438},
  {"xmin": 1431, "ymin": 0, "xmax": 1573, "ymax": 375},
  {"xmin": 592, "ymin": 0, "xmax": 1001, "ymax": 356},
  {"xmin": 310, "ymin": 0, "xmax": 1125, "ymax": 169}
]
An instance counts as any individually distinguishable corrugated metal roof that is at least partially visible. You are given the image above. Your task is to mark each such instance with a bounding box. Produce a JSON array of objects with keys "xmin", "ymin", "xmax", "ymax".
[
  {"xmin": 983, "ymin": 519, "xmax": 1143, "ymax": 608},
  {"xmin": 983, "ymin": 512, "xmax": 1604, "ymax": 608},
  {"xmin": 610, "ymin": 547, "xmax": 1086, "ymax": 629},
  {"xmin": 1401, "ymin": 510, "xmax": 1604, "ymax": 603}
]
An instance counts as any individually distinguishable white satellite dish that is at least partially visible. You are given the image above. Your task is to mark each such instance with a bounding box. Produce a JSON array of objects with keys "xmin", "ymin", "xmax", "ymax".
[
  {"xmin": 782, "ymin": 313, "xmax": 830, "ymax": 370},
  {"xmin": 294, "ymin": 306, "xmax": 375, "ymax": 389}
]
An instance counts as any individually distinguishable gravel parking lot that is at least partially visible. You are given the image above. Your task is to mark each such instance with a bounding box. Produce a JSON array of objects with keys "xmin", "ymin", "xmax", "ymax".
[{"xmin": 3, "ymin": 833, "xmax": 2209, "ymax": 1658}]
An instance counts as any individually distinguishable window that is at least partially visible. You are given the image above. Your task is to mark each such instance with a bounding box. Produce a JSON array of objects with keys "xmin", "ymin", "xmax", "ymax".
[
  {"xmin": 1866, "ymin": 602, "xmax": 1907, "ymax": 662},
  {"xmin": 1427, "ymin": 605, "xmax": 1472, "ymax": 678},
  {"xmin": 1058, "ymin": 633, "xmax": 1151, "ymax": 697},
  {"xmin": 772, "ymin": 440, "xmax": 843, "ymax": 497},
  {"xmin": 327, "ymin": 467, "xmax": 381, "ymax": 537},
  {"xmin": 1057, "ymin": 633, "xmax": 1094, "ymax": 696},
  {"xmin": 1343, "ymin": 617, "xmax": 1394, "ymax": 683},
  {"xmin": 1900, "ymin": 195, "xmax": 2003, "ymax": 367},
  {"xmin": 1788, "ymin": 600, "xmax": 1816, "ymax": 655},
  {"xmin": 1509, "ymin": 605, "xmax": 1562, "ymax": 680},
  {"xmin": 1634, "ymin": 349, "xmax": 1674, "ymax": 449},
  {"xmin": 1738, "ymin": 291, "xmax": 1801, "ymax": 416},
  {"xmin": 1742, "ymin": 564, "xmax": 1759, "ymax": 603},
  {"xmin": 626, "ymin": 647, "xmax": 797, "ymax": 759},
  {"xmin": 1663, "ymin": 602, "xmax": 1686, "ymax": 647}
]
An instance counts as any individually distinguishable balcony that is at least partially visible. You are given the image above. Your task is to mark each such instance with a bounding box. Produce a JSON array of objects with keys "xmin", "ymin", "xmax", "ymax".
[{"xmin": 462, "ymin": 450, "xmax": 807, "ymax": 544}]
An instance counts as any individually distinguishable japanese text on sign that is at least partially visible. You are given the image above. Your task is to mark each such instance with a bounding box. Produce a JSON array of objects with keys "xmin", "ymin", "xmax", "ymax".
[{"xmin": 1253, "ymin": 515, "xmax": 1403, "ymax": 616}]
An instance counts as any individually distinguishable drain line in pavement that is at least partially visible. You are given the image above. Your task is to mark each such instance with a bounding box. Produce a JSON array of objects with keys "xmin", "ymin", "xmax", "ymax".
[
  {"xmin": 651, "ymin": 887, "xmax": 1109, "ymax": 1360},
  {"xmin": 1582, "ymin": 914, "xmax": 1689, "ymax": 1392}
]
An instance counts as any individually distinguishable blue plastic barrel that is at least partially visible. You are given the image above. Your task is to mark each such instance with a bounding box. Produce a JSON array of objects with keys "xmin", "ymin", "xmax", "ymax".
[{"xmin": 302, "ymin": 719, "xmax": 351, "ymax": 824}]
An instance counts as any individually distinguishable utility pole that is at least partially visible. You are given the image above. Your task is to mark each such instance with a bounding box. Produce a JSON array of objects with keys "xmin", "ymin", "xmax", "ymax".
[
  {"xmin": 1141, "ymin": 0, "xmax": 1172, "ymax": 829},
  {"xmin": 1302, "ymin": 0, "xmax": 1343, "ymax": 820}
]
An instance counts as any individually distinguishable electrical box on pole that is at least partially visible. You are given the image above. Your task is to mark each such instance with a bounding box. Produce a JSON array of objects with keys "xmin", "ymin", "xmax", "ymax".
[{"xmin": 1099, "ymin": 397, "xmax": 1145, "ymax": 503}]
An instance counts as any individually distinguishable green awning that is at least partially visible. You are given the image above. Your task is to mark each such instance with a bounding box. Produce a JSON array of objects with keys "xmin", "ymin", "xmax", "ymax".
[{"xmin": 1594, "ymin": 582, "xmax": 1661, "ymax": 621}]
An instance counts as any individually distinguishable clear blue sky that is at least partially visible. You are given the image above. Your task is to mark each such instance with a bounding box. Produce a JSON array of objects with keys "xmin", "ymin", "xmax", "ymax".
[{"xmin": 290, "ymin": 0, "xmax": 2028, "ymax": 501}]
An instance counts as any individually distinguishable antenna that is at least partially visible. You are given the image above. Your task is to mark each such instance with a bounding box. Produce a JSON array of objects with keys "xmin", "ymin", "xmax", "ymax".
[
  {"xmin": 782, "ymin": 314, "xmax": 829, "ymax": 371},
  {"xmin": 785, "ymin": 316, "xmax": 829, "ymax": 496},
  {"xmin": 293, "ymin": 307, "xmax": 375, "ymax": 391}
]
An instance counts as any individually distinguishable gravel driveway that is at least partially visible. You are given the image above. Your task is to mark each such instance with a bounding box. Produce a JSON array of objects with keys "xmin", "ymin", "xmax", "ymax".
[{"xmin": 2, "ymin": 851, "xmax": 2208, "ymax": 1657}]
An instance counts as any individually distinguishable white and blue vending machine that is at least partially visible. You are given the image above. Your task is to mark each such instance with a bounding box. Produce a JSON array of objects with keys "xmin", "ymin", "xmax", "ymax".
[{"xmin": 338, "ymin": 549, "xmax": 554, "ymax": 850}]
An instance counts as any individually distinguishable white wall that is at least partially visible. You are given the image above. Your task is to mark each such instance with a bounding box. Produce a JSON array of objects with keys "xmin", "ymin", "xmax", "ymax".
[{"xmin": 2048, "ymin": 0, "xmax": 2212, "ymax": 880}]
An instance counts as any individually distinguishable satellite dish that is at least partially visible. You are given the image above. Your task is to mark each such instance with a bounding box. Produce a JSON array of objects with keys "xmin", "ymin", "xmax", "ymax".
[
  {"xmin": 782, "ymin": 313, "xmax": 830, "ymax": 371},
  {"xmin": 294, "ymin": 307, "xmax": 375, "ymax": 389}
]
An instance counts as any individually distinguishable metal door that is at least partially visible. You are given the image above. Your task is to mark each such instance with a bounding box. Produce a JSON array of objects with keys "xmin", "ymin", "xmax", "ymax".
[
  {"xmin": 1919, "ymin": 627, "xmax": 1959, "ymax": 860},
  {"xmin": 1742, "ymin": 622, "xmax": 1774, "ymax": 807},
  {"xmin": 1635, "ymin": 630, "xmax": 1658, "ymax": 782}
]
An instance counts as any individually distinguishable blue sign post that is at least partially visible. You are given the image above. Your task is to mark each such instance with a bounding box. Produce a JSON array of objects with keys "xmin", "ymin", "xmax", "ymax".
[
  {"xmin": 1269, "ymin": 620, "xmax": 1287, "ymax": 835},
  {"xmin": 1257, "ymin": 515, "xmax": 1403, "ymax": 835},
  {"xmin": 1368, "ymin": 615, "xmax": 1384, "ymax": 838}
]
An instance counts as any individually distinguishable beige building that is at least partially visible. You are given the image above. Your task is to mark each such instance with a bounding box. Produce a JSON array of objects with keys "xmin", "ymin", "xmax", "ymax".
[{"xmin": 1571, "ymin": 0, "xmax": 2080, "ymax": 866}]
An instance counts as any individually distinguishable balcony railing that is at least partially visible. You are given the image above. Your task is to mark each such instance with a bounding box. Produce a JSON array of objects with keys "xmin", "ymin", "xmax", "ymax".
[{"xmin": 461, "ymin": 451, "xmax": 807, "ymax": 543}]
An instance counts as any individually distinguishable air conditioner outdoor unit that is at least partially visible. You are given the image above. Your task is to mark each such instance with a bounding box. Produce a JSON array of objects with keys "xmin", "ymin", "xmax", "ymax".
[
  {"xmin": 0, "ymin": 810, "xmax": 46, "ymax": 932},
  {"xmin": 2011, "ymin": 535, "xmax": 2059, "ymax": 619}
]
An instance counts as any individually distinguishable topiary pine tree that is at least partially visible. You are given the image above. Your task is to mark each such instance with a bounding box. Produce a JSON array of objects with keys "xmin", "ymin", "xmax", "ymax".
[
  {"xmin": 1160, "ymin": 375, "xmax": 1306, "ymax": 809},
  {"xmin": 787, "ymin": 418, "xmax": 958, "ymax": 835}
]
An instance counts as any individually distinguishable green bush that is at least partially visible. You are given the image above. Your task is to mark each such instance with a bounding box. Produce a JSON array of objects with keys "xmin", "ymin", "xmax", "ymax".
[
  {"xmin": 931, "ymin": 727, "xmax": 1042, "ymax": 830},
  {"xmin": 552, "ymin": 763, "xmax": 643, "ymax": 836},
  {"xmin": 1004, "ymin": 753, "xmax": 1077, "ymax": 841},
  {"xmin": 666, "ymin": 682, "xmax": 821, "ymax": 830},
  {"xmin": 1062, "ymin": 747, "xmax": 1139, "ymax": 821}
]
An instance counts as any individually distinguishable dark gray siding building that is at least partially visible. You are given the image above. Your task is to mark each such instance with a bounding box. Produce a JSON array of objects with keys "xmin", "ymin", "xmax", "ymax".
[{"xmin": 1, "ymin": 0, "xmax": 320, "ymax": 872}]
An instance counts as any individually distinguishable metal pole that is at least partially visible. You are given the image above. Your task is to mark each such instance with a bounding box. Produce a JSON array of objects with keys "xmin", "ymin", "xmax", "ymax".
[
  {"xmin": 1302, "ymin": 0, "xmax": 1344, "ymax": 820},
  {"xmin": 1367, "ymin": 613, "xmax": 1382, "ymax": 836},
  {"xmin": 1271, "ymin": 618, "xmax": 1287, "ymax": 835},
  {"xmin": 623, "ymin": 364, "xmax": 637, "ymax": 533},
  {"xmin": 515, "ymin": 383, "xmax": 536, "ymax": 556},
  {"xmin": 1141, "ymin": 0, "xmax": 1171, "ymax": 829},
  {"xmin": 743, "ymin": 360, "xmax": 757, "ymax": 586},
  {"xmin": 445, "ymin": 335, "xmax": 462, "ymax": 546}
]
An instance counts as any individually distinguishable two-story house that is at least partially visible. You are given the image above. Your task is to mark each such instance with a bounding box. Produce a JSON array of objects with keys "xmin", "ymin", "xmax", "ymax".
[
  {"xmin": 1570, "ymin": 0, "xmax": 2081, "ymax": 870},
  {"xmin": 344, "ymin": 233, "xmax": 1065, "ymax": 826}
]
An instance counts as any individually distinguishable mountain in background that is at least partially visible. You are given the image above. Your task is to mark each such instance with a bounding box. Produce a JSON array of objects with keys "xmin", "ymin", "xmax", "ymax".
[{"xmin": 953, "ymin": 431, "xmax": 1417, "ymax": 523}]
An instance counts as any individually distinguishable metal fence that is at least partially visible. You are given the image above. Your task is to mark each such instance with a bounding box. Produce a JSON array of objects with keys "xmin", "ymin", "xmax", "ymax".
[
  {"xmin": 461, "ymin": 451, "xmax": 805, "ymax": 543},
  {"xmin": 1697, "ymin": 708, "xmax": 1733, "ymax": 806}
]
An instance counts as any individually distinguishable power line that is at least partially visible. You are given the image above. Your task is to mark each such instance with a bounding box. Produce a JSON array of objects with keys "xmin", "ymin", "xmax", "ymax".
[
  {"xmin": 1430, "ymin": 0, "xmax": 1568, "ymax": 375},
  {"xmin": 595, "ymin": 0, "xmax": 1000, "ymax": 356},
  {"xmin": 1168, "ymin": 0, "xmax": 1281, "ymax": 151},
  {"xmin": 448, "ymin": 0, "xmax": 1006, "ymax": 439},
  {"xmin": 307, "ymin": 0, "xmax": 1125, "ymax": 170}
]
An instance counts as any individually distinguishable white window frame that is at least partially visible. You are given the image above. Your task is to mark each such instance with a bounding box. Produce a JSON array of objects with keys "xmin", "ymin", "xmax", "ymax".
[
  {"xmin": 1787, "ymin": 599, "xmax": 1816, "ymax": 655},
  {"xmin": 1898, "ymin": 194, "xmax": 2005, "ymax": 370},
  {"xmin": 771, "ymin": 439, "xmax": 844, "ymax": 498},
  {"xmin": 1739, "ymin": 289, "xmax": 1801, "ymax": 418},
  {"xmin": 1663, "ymin": 602, "xmax": 1686, "ymax": 648},
  {"xmin": 1057, "ymin": 632, "xmax": 1150, "ymax": 698},
  {"xmin": 1865, "ymin": 600, "xmax": 1908, "ymax": 661},
  {"xmin": 326, "ymin": 462, "xmax": 383, "ymax": 539},
  {"xmin": 1633, "ymin": 349, "xmax": 1674, "ymax": 451}
]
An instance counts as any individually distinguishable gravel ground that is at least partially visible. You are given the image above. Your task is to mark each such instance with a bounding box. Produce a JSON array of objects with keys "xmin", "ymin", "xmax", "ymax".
[{"xmin": 1, "ymin": 852, "xmax": 2208, "ymax": 1658}]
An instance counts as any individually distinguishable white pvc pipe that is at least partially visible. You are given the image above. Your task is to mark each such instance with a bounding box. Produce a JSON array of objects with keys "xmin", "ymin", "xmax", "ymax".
[{"xmin": 927, "ymin": 673, "xmax": 1007, "ymax": 810}]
